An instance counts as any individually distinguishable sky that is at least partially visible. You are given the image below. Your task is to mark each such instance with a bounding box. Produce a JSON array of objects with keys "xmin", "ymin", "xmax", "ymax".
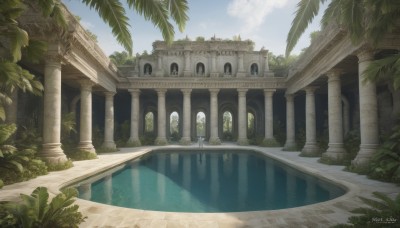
[{"xmin": 62, "ymin": 0, "xmax": 325, "ymax": 57}]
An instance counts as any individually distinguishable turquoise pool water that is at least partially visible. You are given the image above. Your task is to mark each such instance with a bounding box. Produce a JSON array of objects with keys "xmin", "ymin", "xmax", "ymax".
[{"xmin": 76, "ymin": 149, "xmax": 346, "ymax": 212}]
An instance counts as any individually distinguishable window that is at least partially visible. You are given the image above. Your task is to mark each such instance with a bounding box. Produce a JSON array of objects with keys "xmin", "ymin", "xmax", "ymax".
[
  {"xmin": 250, "ymin": 63, "xmax": 258, "ymax": 76},
  {"xmin": 196, "ymin": 62, "xmax": 205, "ymax": 76},
  {"xmin": 170, "ymin": 63, "xmax": 179, "ymax": 76},
  {"xmin": 224, "ymin": 63, "xmax": 232, "ymax": 75},
  {"xmin": 222, "ymin": 111, "xmax": 233, "ymax": 141},
  {"xmin": 144, "ymin": 63, "xmax": 152, "ymax": 75}
]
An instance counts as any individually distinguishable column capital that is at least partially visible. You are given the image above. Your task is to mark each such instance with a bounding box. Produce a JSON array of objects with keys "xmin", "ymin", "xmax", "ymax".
[
  {"xmin": 304, "ymin": 86, "xmax": 318, "ymax": 94},
  {"xmin": 128, "ymin": 88, "xmax": 141, "ymax": 94},
  {"xmin": 285, "ymin": 93, "xmax": 294, "ymax": 101},
  {"xmin": 104, "ymin": 91, "xmax": 116, "ymax": 97},
  {"xmin": 237, "ymin": 88, "xmax": 248, "ymax": 95},
  {"xmin": 263, "ymin": 89, "xmax": 276, "ymax": 97},
  {"xmin": 356, "ymin": 48, "xmax": 375, "ymax": 63},
  {"xmin": 155, "ymin": 88, "xmax": 167, "ymax": 95},
  {"xmin": 326, "ymin": 68, "xmax": 343, "ymax": 76},
  {"xmin": 209, "ymin": 88, "xmax": 220, "ymax": 96},
  {"xmin": 181, "ymin": 88, "xmax": 192, "ymax": 95},
  {"xmin": 80, "ymin": 79, "xmax": 95, "ymax": 90}
]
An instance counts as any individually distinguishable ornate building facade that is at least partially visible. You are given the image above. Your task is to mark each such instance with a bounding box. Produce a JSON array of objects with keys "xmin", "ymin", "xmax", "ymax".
[{"xmin": 8, "ymin": 3, "xmax": 400, "ymax": 170}]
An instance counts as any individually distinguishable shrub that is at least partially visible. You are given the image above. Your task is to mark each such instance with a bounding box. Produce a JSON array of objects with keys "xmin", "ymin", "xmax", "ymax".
[
  {"xmin": 0, "ymin": 187, "xmax": 86, "ymax": 228},
  {"xmin": 333, "ymin": 192, "xmax": 400, "ymax": 227},
  {"xmin": 368, "ymin": 121, "xmax": 400, "ymax": 183}
]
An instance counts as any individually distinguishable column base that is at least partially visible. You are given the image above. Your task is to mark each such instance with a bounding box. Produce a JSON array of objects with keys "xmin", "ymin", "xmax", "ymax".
[
  {"xmin": 155, "ymin": 137, "xmax": 168, "ymax": 145},
  {"xmin": 237, "ymin": 138, "xmax": 249, "ymax": 146},
  {"xmin": 261, "ymin": 138, "xmax": 280, "ymax": 147},
  {"xmin": 126, "ymin": 138, "xmax": 141, "ymax": 147},
  {"xmin": 179, "ymin": 137, "xmax": 192, "ymax": 145},
  {"xmin": 283, "ymin": 141, "xmax": 297, "ymax": 151},
  {"xmin": 351, "ymin": 144, "xmax": 378, "ymax": 169},
  {"xmin": 101, "ymin": 141, "xmax": 117, "ymax": 150},
  {"xmin": 209, "ymin": 137, "xmax": 221, "ymax": 145},
  {"xmin": 40, "ymin": 143, "xmax": 68, "ymax": 164},
  {"xmin": 78, "ymin": 142, "xmax": 96, "ymax": 153},
  {"xmin": 321, "ymin": 143, "xmax": 346, "ymax": 164},
  {"xmin": 301, "ymin": 143, "xmax": 320, "ymax": 157}
]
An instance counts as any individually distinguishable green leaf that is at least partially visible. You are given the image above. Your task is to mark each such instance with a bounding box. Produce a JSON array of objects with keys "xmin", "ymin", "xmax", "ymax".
[
  {"xmin": 82, "ymin": 0, "xmax": 133, "ymax": 54},
  {"xmin": 286, "ymin": 0, "xmax": 325, "ymax": 57},
  {"xmin": 9, "ymin": 160, "xmax": 23, "ymax": 173},
  {"xmin": 165, "ymin": 0, "xmax": 188, "ymax": 32},
  {"xmin": 9, "ymin": 26, "xmax": 29, "ymax": 62},
  {"xmin": 31, "ymin": 187, "xmax": 50, "ymax": 221}
]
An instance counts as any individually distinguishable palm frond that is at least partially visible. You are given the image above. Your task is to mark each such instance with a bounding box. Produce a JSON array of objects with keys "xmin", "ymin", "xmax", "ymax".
[
  {"xmin": 364, "ymin": 54, "xmax": 400, "ymax": 87},
  {"xmin": 286, "ymin": 0, "xmax": 326, "ymax": 57},
  {"xmin": 128, "ymin": 0, "xmax": 174, "ymax": 44},
  {"xmin": 82, "ymin": 0, "xmax": 133, "ymax": 54},
  {"xmin": 164, "ymin": 0, "xmax": 188, "ymax": 32},
  {"xmin": 321, "ymin": 0, "xmax": 341, "ymax": 27},
  {"xmin": 340, "ymin": 0, "xmax": 364, "ymax": 44}
]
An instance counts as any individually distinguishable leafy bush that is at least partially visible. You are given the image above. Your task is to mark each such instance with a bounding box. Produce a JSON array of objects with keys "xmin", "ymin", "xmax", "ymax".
[
  {"xmin": 368, "ymin": 121, "xmax": 400, "ymax": 183},
  {"xmin": 333, "ymin": 192, "xmax": 400, "ymax": 227},
  {"xmin": 140, "ymin": 132, "xmax": 156, "ymax": 145},
  {"xmin": 92, "ymin": 125, "xmax": 104, "ymax": 149},
  {"xmin": 295, "ymin": 128, "xmax": 306, "ymax": 150},
  {"xmin": 47, "ymin": 160, "xmax": 73, "ymax": 172},
  {"xmin": 273, "ymin": 120, "xmax": 286, "ymax": 146},
  {"xmin": 0, "ymin": 187, "xmax": 86, "ymax": 228},
  {"xmin": 64, "ymin": 149, "xmax": 97, "ymax": 161},
  {"xmin": 0, "ymin": 124, "xmax": 48, "ymax": 185},
  {"xmin": 114, "ymin": 120, "xmax": 130, "ymax": 147}
]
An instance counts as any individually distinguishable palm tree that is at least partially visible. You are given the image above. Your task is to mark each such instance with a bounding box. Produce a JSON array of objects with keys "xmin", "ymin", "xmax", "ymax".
[{"xmin": 285, "ymin": 0, "xmax": 400, "ymax": 87}]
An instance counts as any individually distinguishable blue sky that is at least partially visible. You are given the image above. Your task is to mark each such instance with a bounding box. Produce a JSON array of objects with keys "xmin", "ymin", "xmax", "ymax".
[{"xmin": 63, "ymin": 0, "xmax": 325, "ymax": 56}]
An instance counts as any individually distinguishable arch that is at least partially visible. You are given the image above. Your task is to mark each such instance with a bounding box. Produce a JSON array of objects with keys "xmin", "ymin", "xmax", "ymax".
[
  {"xmin": 170, "ymin": 63, "xmax": 179, "ymax": 76},
  {"xmin": 169, "ymin": 111, "xmax": 180, "ymax": 141},
  {"xmin": 247, "ymin": 111, "xmax": 255, "ymax": 138},
  {"xmin": 196, "ymin": 111, "xmax": 206, "ymax": 137},
  {"xmin": 224, "ymin": 63, "xmax": 232, "ymax": 75},
  {"xmin": 144, "ymin": 63, "xmax": 152, "ymax": 75},
  {"xmin": 222, "ymin": 111, "xmax": 233, "ymax": 141},
  {"xmin": 144, "ymin": 111, "xmax": 155, "ymax": 133},
  {"xmin": 250, "ymin": 63, "xmax": 258, "ymax": 76},
  {"xmin": 196, "ymin": 62, "xmax": 205, "ymax": 76}
]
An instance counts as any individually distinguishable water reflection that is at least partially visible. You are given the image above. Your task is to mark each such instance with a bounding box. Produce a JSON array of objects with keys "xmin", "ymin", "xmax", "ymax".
[{"xmin": 77, "ymin": 150, "xmax": 346, "ymax": 212}]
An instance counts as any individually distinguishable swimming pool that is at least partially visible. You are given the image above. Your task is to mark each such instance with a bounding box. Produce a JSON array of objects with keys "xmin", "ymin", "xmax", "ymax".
[{"xmin": 74, "ymin": 149, "xmax": 346, "ymax": 212}]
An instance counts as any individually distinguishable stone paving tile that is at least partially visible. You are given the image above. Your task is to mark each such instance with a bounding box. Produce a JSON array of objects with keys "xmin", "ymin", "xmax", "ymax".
[{"xmin": 1, "ymin": 145, "xmax": 400, "ymax": 227}]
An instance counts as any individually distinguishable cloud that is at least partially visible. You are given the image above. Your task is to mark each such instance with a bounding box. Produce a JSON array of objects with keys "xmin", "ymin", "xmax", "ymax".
[{"xmin": 227, "ymin": 0, "xmax": 289, "ymax": 34}]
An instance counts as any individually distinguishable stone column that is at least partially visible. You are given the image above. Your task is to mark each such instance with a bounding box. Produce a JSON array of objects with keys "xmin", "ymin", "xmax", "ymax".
[
  {"xmin": 78, "ymin": 80, "xmax": 95, "ymax": 153},
  {"xmin": 209, "ymin": 89, "xmax": 221, "ymax": 145},
  {"xmin": 263, "ymin": 89, "xmax": 278, "ymax": 146},
  {"xmin": 352, "ymin": 49, "xmax": 379, "ymax": 167},
  {"xmin": 236, "ymin": 51, "xmax": 246, "ymax": 77},
  {"xmin": 180, "ymin": 89, "xmax": 192, "ymax": 145},
  {"xmin": 237, "ymin": 89, "xmax": 249, "ymax": 145},
  {"xmin": 284, "ymin": 94, "xmax": 296, "ymax": 150},
  {"xmin": 324, "ymin": 70, "xmax": 346, "ymax": 160},
  {"xmin": 102, "ymin": 92, "xmax": 116, "ymax": 150},
  {"xmin": 127, "ymin": 89, "xmax": 141, "ymax": 146},
  {"xmin": 155, "ymin": 89, "xmax": 168, "ymax": 145},
  {"xmin": 40, "ymin": 55, "xmax": 68, "ymax": 164},
  {"xmin": 301, "ymin": 87, "xmax": 319, "ymax": 156}
]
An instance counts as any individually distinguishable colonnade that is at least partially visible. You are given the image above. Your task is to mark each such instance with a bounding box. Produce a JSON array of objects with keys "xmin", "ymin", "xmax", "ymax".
[
  {"xmin": 38, "ymin": 50, "xmax": 379, "ymax": 169},
  {"xmin": 285, "ymin": 49, "xmax": 379, "ymax": 167}
]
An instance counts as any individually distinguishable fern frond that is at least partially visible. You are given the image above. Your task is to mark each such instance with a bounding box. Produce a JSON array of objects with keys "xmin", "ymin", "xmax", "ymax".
[{"xmin": 164, "ymin": 0, "xmax": 188, "ymax": 32}]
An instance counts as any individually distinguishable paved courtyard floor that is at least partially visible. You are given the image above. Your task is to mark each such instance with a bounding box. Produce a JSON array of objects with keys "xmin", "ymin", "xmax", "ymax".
[{"xmin": 1, "ymin": 144, "xmax": 399, "ymax": 227}]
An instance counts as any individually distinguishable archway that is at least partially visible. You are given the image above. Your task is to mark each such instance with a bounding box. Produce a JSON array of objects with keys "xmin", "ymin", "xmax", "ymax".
[
  {"xmin": 144, "ymin": 63, "xmax": 152, "ymax": 75},
  {"xmin": 170, "ymin": 111, "xmax": 180, "ymax": 141},
  {"xmin": 196, "ymin": 111, "xmax": 206, "ymax": 138},
  {"xmin": 144, "ymin": 111, "xmax": 154, "ymax": 133},
  {"xmin": 196, "ymin": 62, "xmax": 205, "ymax": 76},
  {"xmin": 170, "ymin": 63, "xmax": 179, "ymax": 76},
  {"xmin": 222, "ymin": 111, "xmax": 233, "ymax": 141},
  {"xmin": 224, "ymin": 63, "xmax": 232, "ymax": 75},
  {"xmin": 247, "ymin": 112, "xmax": 255, "ymax": 138},
  {"xmin": 250, "ymin": 63, "xmax": 258, "ymax": 76}
]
